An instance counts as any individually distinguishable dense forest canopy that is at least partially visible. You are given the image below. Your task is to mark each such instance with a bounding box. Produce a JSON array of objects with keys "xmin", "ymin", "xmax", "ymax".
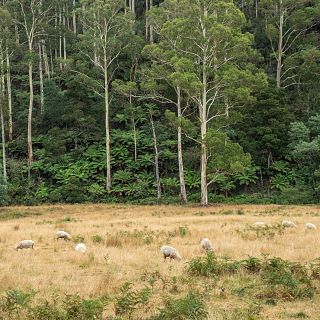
[{"xmin": 0, "ymin": 0, "xmax": 319, "ymax": 205}]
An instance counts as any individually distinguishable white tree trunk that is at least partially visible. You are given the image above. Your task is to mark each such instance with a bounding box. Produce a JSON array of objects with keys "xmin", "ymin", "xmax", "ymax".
[
  {"xmin": 200, "ymin": 60, "xmax": 208, "ymax": 206},
  {"xmin": 0, "ymin": 52, "xmax": 7, "ymax": 183},
  {"xmin": 73, "ymin": 0, "xmax": 77, "ymax": 33},
  {"xmin": 145, "ymin": 0, "xmax": 149, "ymax": 41},
  {"xmin": 38, "ymin": 43, "xmax": 44, "ymax": 115},
  {"xmin": 150, "ymin": 114, "xmax": 161, "ymax": 201},
  {"xmin": 276, "ymin": 0, "xmax": 284, "ymax": 88},
  {"xmin": 6, "ymin": 50, "xmax": 12, "ymax": 141},
  {"xmin": 0, "ymin": 92, "xmax": 7, "ymax": 183},
  {"xmin": 104, "ymin": 58, "xmax": 111, "ymax": 191},
  {"xmin": 28, "ymin": 55, "xmax": 34, "ymax": 170},
  {"xmin": 59, "ymin": 9, "xmax": 63, "ymax": 70},
  {"xmin": 63, "ymin": 5, "xmax": 67, "ymax": 62},
  {"xmin": 42, "ymin": 41, "xmax": 50, "ymax": 79},
  {"xmin": 177, "ymin": 87, "xmax": 187, "ymax": 203},
  {"xmin": 149, "ymin": 0, "xmax": 153, "ymax": 43}
]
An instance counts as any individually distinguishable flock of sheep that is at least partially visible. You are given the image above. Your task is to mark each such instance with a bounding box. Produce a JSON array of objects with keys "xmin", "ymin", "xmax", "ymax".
[
  {"xmin": 14, "ymin": 219, "xmax": 317, "ymax": 262},
  {"xmin": 15, "ymin": 230, "xmax": 87, "ymax": 253}
]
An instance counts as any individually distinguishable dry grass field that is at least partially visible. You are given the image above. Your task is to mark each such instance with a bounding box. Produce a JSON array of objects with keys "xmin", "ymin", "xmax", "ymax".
[{"xmin": 0, "ymin": 204, "xmax": 320, "ymax": 319}]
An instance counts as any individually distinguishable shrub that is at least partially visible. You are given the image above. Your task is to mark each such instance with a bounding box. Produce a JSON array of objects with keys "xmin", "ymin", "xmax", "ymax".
[
  {"xmin": 257, "ymin": 257, "xmax": 315, "ymax": 300},
  {"xmin": 114, "ymin": 282, "xmax": 152, "ymax": 316},
  {"xmin": 187, "ymin": 253, "xmax": 242, "ymax": 277},
  {"xmin": 151, "ymin": 292, "xmax": 208, "ymax": 320}
]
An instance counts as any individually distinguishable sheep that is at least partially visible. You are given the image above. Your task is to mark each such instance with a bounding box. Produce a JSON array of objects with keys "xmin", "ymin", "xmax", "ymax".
[
  {"xmin": 15, "ymin": 240, "xmax": 34, "ymax": 250},
  {"xmin": 160, "ymin": 245, "xmax": 182, "ymax": 262},
  {"xmin": 75, "ymin": 243, "xmax": 86, "ymax": 253},
  {"xmin": 282, "ymin": 220, "xmax": 297, "ymax": 228},
  {"xmin": 55, "ymin": 230, "xmax": 71, "ymax": 241},
  {"xmin": 200, "ymin": 238, "xmax": 213, "ymax": 252},
  {"xmin": 306, "ymin": 223, "xmax": 317, "ymax": 230}
]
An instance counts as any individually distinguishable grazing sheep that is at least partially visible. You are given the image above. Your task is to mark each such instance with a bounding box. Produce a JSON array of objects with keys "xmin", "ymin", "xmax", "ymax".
[
  {"xmin": 55, "ymin": 230, "xmax": 71, "ymax": 241},
  {"xmin": 254, "ymin": 222, "xmax": 266, "ymax": 227},
  {"xmin": 15, "ymin": 240, "xmax": 34, "ymax": 250},
  {"xmin": 306, "ymin": 223, "xmax": 317, "ymax": 230},
  {"xmin": 282, "ymin": 220, "xmax": 297, "ymax": 228},
  {"xmin": 75, "ymin": 243, "xmax": 86, "ymax": 253},
  {"xmin": 200, "ymin": 238, "xmax": 213, "ymax": 252},
  {"xmin": 160, "ymin": 245, "xmax": 182, "ymax": 262}
]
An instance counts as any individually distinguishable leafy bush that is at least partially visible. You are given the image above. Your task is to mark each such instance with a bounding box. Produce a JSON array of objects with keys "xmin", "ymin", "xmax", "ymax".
[
  {"xmin": 114, "ymin": 282, "xmax": 152, "ymax": 316},
  {"xmin": 187, "ymin": 253, "xmax": 242, "ymax": 277},
  {"xmin": 151, "ymin": 292, "xmax": 208, "ymax": 320},
  {"xmin": 257, "ymin": 257, "xmax": 315, "ymax": 300}
]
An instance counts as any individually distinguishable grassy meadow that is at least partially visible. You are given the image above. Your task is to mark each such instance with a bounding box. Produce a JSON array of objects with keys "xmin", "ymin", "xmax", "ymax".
[{"xmin": 0, "ymin": 204, "xmax": 320, "ymax": 319}]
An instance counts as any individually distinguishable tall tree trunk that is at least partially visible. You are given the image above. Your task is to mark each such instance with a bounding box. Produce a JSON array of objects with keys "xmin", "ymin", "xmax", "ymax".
[
  {"xmin": 149, "ymin": 0, "xmax": 153, "ymax": 43},
  {"xmin": 177, "ymin": 87, "xmax": 187, "ymax": 203},
  {"xmin": 200, "ymin": 8, "xmax": 208, "ymax": 206},
  {"xmin": 0, "ymin": 91, "xmax": 7, "ymax": 183},
  {"xmin": 27, "ymin": 54, "xmax": 34, "ymax": 171},
  {"xmin": 6, "ymin": 50, "xmax": 12, "ymax": 141},
  {"xmin": 104, "ymin": 58, "xmax": 111, "ymax": 191},
  {"xmin": 129, "ymin": 95, "xmax": 138, "ymax": 162},
  {"xmin": 0, "ymin": 53, "xmax": 6, "ymax": 183},
  {"xmin": 145, "ymin": 0, "xmax": 149, "ymax": 41},
  {"xmin": 63, "ymin": 5, "xmax": 67, "ymax": 62},
  {"xmin": 276, "ymin": 0, "xmax": 284, "ymax": 88},
  {"xmin": 42, "ymin": 41, "xmax": 50, "ymax": 79},
  {"xmin": 132, "ymin": 0, "xmax": 135, "ymax": 15},
  {"xmin": 73, "ymin": 0, "xmax": 77, "ymax": 33},
  {"xmin": 38, "ymin": 43, "xmax": 44, "ymax": 115},
  {"xmin": 150, "ymin": 113, "xmax": 161, "ymax": 202},
  {"xmin": 59, "ymin": 9, "xmax": 63, "ymax": 70}
]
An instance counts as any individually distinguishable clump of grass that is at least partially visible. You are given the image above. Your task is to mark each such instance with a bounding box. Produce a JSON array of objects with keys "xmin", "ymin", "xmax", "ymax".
[
  {"xmin": 0, "ymin": 210, "xmax": 42, "ymax": 221},
  {"xmin": 92, "ymin": 234, "xmax": 104, "ymax": 244},
  {"xmin": 212, "ymin": 302, "xmax": 262, "ymax": 320},
  {"xmin": 73, "ymin": 235, "xmax": 85, "ymax": 243},
  {"xmin": 236, "ymin": 223, "xmax": 285, "ymax": 240},
  {"xmin": 178, "ymin": 226, "xmax": 188, "ymax": 238},
  {"xmin": 57, "ymin": 216, "xmax": 77, "ymax": 223},
  {"xmin": 151, "ymin": 291, "xmax": 208, "ymax": 320}
]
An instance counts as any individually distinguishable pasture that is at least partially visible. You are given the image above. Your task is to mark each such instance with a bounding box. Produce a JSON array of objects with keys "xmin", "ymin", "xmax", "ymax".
[{"xmin": 0, "ymin": 204, "xmax": 320, "ymax": 319}]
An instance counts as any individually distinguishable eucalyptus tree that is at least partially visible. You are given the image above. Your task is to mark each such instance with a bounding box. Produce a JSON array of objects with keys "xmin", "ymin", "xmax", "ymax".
[
  {"xmin": 13, "ymin": 0, "xmax": 53, "ymax": 171},
  {"xmin": 260, "ymin": 0, "xmax": 319, "ymax": 88},
  {"xmin": 78, "ymin": 0, "xmax": 135, "ymax": 190},
  {"xmin": 148, "ymin": 0, "xmax": 266, "ymax": 205},
  {"xmin": 0, "ymin": 7, "xmax": 12, "ymax": 183}
]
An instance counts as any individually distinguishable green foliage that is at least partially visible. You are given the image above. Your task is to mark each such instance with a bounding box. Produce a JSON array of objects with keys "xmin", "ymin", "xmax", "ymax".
[
  {"xmin": 151, "ymin": 292, "xmax": 208, "ymax": 320},
  {"xmin": 114, "ymin": 282, "xmax": 152, "ymax": 316},
  {"xmin": 187, "ymin": 253, "xmax": 242, "ymax": 277}
]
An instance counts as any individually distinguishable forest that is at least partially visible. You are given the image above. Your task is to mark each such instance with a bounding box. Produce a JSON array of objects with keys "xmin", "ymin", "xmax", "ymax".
[{"xmin": 0, "ymin": 0, "xmax": 319, "ymax": 206}]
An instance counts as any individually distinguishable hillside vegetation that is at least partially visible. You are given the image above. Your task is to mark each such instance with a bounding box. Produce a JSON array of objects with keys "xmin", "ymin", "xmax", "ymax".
[{"xmin": 0, "ymin": 0, "xmax": 320, "ymax": 205}]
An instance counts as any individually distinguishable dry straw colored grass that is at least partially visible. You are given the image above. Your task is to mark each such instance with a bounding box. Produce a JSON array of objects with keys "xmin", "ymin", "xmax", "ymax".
[{"xmin": 0, "ymin": 203, "xmax": 320, "ymax": 319}]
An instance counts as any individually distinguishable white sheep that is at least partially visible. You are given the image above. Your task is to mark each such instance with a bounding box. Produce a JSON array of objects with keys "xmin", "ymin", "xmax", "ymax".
[
  {"xmin": 306, "ymin": 223, "xmax": 317, "ymax": 230},
  {"xmin": 254, "ymin": 222, "xmax": 266, "ymax": 227},
  {"xmin": 15, "ymin": 240, "xmax": 34, "ymax": 250},
  {"xmin": 282, "ymin": 220, "xmax": 297, "ymax": 228},
  {"xmin": 75, "ymin": 243, "xmax": 86, "ymax": 253},
  {"xmin": 160, "ymin": 245, "xmax": 182, "ymax": 261},
  {"xmin": 55, "ymin": 230, "xmax": 71, "ymax": 241},
  {"xmin": 200, "ymin": 238, "xmax": 213, "ymax": 252}
]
